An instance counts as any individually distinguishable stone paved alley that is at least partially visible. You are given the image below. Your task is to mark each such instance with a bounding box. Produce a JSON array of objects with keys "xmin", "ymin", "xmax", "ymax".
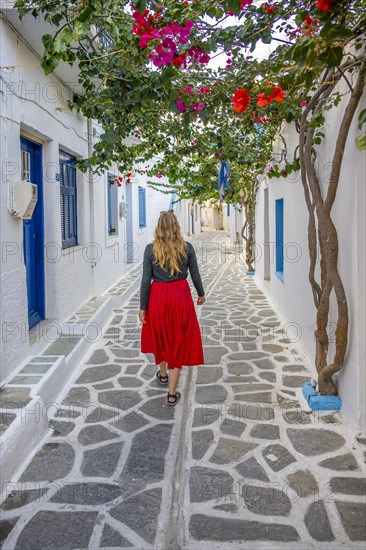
[{"xmin": 1, "ymin": 230, "xmax": 365, "ymax": 549}]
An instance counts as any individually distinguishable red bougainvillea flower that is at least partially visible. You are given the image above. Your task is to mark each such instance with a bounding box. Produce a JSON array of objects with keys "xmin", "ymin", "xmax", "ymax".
[
  {"xmin": 256, "ymin": 92, "xmax": 272, "ymax": 107},
  {"xmin": 232, "ymin": 88, "xmax": 250, "ymax": 112},
  {"xmin": 172, "ymin": 53, "xmax": 187, "ymax": 67},
  {"xmin": 271, "ymin": 85, "xmax": 285, "ymax": 102},
  {"xmin": 267, "ymin": 6, "xmax": 274, "ymax": 14},
  {"xmin": 241, "ymin": 0, "xmax": 253, "ymax": 7},
  {"xmin": 316, "ymin": 0, "xmax": 332, "ymax": 11}
]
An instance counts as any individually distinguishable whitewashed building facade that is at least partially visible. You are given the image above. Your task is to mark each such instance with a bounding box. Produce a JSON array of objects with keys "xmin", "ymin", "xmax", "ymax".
[
  {"xmin": 0, "ymin": 9, "xmax": 171, "ymax": 383},
  {"xmin": 254, "ymin": 84, "xmax": 366, "ymax": 432}
]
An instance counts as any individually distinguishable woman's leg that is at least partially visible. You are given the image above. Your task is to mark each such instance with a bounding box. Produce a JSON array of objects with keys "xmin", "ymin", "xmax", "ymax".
[
  {"xmin": 159, "ymin": 361, "xmax": 167, "ymax": 377},
  {"xmin": 168, "ymin": 368, "xmax": 181, "ymax": 401}
]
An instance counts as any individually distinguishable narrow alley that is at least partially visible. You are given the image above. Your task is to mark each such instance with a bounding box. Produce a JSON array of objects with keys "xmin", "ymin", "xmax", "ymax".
[{"xmin": 1, "ymin": 231, "xmax": 365, "ymax": 549}]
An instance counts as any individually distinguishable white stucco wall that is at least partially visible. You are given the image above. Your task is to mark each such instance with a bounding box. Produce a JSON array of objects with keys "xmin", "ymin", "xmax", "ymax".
[
  {"xmin": 254, "ymin": 81, "xmax": 366, "ymax": 432},
  {"xmin": 1, "ymin": 22, "xmax": 93, "ymax": 380},
  {"xmin": 175, "ymin": 200, "xmax": 202, "ymax": 237},
  {"xmin": 0, "ymin": 21, "xmax": 150, "ymax": 382}
]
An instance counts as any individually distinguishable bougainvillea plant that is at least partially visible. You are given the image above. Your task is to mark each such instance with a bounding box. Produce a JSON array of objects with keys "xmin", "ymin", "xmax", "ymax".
[{"xmin": 14, "ymin": 0, "xmax": 366, "ymax": 394}]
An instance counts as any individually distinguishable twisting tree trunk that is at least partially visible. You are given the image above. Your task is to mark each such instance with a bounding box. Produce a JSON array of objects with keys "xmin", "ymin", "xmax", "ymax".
[
  {"xmin": 240, "ymin": 179, "xmax": 259, "ymax": 272},
  {"xmin": 298, "ymin": 61, "xmax": 365, "ymax": 395}
]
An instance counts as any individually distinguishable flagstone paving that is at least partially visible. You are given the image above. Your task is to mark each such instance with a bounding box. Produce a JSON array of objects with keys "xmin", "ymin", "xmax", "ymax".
[{"xmin": 1, "ymin": 230, "xmax": 365, "ymax": 549}]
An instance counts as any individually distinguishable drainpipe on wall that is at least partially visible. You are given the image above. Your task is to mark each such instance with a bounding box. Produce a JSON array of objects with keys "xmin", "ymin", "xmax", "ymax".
[{"xmin": 87, "ymin": 118, "xmax": 96, "ymax": 294}]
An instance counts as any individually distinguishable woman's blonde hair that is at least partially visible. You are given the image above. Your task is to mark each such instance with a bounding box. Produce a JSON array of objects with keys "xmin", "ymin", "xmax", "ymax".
[{"xmin": 152, "ymin": 211, "xmax": 187, "ymax": 276}]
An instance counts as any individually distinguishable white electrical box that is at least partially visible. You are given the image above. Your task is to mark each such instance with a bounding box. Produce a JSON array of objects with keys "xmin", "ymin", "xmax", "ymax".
[
  {"xmin": 8, "ymin": 181, "xmax": 38, "ymax": 219},
  {"xmin": 119, "ymin": 200, "xmax": 128, "ymax": 219}
]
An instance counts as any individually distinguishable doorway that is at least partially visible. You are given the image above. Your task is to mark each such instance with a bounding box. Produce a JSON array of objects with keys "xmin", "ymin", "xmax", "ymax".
[{"xmin": 21, "ymin": 136, "xmax": 45, "ymax": 328}]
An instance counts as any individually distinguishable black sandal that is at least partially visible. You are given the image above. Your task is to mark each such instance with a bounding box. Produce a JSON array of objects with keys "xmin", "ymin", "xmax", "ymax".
[
  {"xmin": 167, "ymin": 391, "xmax": 181, "ymax": 406},
  {"xmin": 156, "ymin": 370, "xmax": 168, "ymax": 385}
]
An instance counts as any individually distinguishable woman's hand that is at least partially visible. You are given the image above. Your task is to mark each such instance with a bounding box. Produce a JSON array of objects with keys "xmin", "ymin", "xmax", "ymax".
[
  {"xmin": 197, "ymin": 295, "xmax": 206, "ymax": 305},
  {"xmin": 139, "ymin": 309, "xmax": 146, "ymax": 323}
]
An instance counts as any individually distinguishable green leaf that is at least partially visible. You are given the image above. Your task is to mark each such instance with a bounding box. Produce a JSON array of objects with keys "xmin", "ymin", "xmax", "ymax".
[
  {"xmin": 134, "ymin": 0, "xmax": 146, "ymax": 13},
  {"xmin": 170, "ymin": 100, "xmax": 179, "ymax": 113},
  {"xmin": 42, "ymin": 34, "xmax": 54, "ymax": 51},
  {"xmin": 61, "ymin": 27, "xmax": 74, "ymax": 42},
  {"xmin": 199, "ymin": 110, "xmax": 209, "ymax": 123},
  {"xmin": 41, "ymin": 54, "xmax": 60, "ymax": 75},
  {"xmin": 358, "ymin": 109, "xmax": 366, "ymax": 130},
  {"xmin": 54, "ymin": 37, "xmax": 68, "ymax": 53},
  {"xmin": 100, "ymin": 129, "xmax": 115, "ymax": 145},
  {"xmin": 261, "ymin": 31, "xmax": 272, "ymax": 44},
  {"xmin": 73, "ymin": 20, "xmax": 90, "ymax": 39},
  {"xmin": 51, "ymin": 13, "xmax": 64, "ymax": 26},
  {"xmin": 322, "ymin": 46, "xmax": 343, "ymax": 68},
  {"xmin": 356, "ymin": 135, "xmax": 366, "ymax": 150},
  {"xmin": 228, "ymin": 0, "xmax": 241, "ymax": 15},
  {"xmin": 320, "ymin": 26, "xmax": 353, "ymax": 40},
  {"xmin": 78, "ymin": 6, "xmax": 94, "ymax": 22}
]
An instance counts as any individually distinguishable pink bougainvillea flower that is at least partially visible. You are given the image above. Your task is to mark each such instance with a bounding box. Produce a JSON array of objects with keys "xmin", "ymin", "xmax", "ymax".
[
  {"xmin": 316, "ymin": 0, "xmax": 332, "ymax": 11},
  {"xmin": 198, "ymin": 86, "xmax": 211, "ymax": 94},
  {"xmin": 241, "ymin": 0, "xmax": 253, "ymax": 7},
  {"xmin": 232, "ymin": 88, "xmax": 250, "ymax": 112},
  {"xmin": 300, "ymin": 100, "xmax": 307, "ymax": 107},
  {"xmin": 181, "ymin": 85, "xmax": 193, "ymax": 94},
  {"xmin": 176, "ymin": 97, "xmax": 187, "ymax": 112},
  {"xmin": 188, "ymin": 46, "xmax": 210, "ymax": 64}
]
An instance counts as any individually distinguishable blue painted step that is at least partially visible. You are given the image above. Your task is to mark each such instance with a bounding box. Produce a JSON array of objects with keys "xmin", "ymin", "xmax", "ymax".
[{"xmin": 302, "ymin": 381, "xmax": 342, "ymax": 411}]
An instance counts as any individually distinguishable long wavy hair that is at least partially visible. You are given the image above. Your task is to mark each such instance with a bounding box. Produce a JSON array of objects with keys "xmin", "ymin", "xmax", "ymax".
[{"xmin": 152, "ymin": 211, "xmax": 187, "ymax": 276}]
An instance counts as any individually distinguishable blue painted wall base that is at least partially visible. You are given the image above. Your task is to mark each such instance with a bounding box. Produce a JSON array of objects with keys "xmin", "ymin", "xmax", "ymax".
[
  {"xmin": 246, "ymin": 270, "xmax": 255, "ymax": 275},
  {"xmin": 302, "ymin": 382, "xmax": 342, "ymax": 412}
]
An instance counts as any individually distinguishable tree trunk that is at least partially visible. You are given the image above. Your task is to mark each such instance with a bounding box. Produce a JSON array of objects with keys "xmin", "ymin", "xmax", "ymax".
[{"xmin": 298, "ymin": 63, "xmax": 365, "ymax": 395}]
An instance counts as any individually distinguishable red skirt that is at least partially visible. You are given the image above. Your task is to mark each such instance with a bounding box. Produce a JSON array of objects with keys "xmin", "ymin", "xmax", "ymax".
[{"xmin": 141, "ymin": 279, "xmax": 204, "ymax": 369}]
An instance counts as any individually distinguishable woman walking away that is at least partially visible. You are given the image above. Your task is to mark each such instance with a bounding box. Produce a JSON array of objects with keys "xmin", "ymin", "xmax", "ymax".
[{"xmin": 139, "ymin": 211, "xmax": 205, "ymax": 406}]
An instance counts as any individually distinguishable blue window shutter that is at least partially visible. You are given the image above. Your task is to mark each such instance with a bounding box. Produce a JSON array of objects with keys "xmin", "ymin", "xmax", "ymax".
[
  {"xmin": 60, "ymin": 155, "xmax": 77, "ymax": 249},
  {"xmin": 275, "ymin": 198, "xmax": 284, "ymax": 279},
  {"xmin": 227, "ymin": 203, "xmax": 230, "ymax": 216},
  {"xmin": 138, "ymin": 186, "xmax": 146, "ymax": 228}
]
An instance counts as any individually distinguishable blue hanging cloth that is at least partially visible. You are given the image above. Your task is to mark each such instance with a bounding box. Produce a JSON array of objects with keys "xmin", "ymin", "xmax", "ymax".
[{"xmin": 218, "ymin": 161, "xmax": 230, "ymax": 202}]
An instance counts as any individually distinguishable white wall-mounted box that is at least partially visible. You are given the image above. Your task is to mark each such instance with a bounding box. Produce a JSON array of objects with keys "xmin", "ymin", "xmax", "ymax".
[{"xmin": 8, "ymin": 181, "xmax": 38, "ymax": 219}]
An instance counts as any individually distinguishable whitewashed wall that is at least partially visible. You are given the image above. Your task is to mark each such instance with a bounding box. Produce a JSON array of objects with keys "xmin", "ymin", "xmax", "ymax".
[
  {"xmin": 229, "ymin": 204, "xmax": 245, "ymax": 245},
  {"xmin": 254, "ymin": 80, "xmax": 366, "ymax": 432},
  {"xmin": 175, "ymin": 199, "xmax": 202, "ymax": 237},
  {"xmin": 0, "ymin": 21, "xmax": 151, "ymax": 382}
]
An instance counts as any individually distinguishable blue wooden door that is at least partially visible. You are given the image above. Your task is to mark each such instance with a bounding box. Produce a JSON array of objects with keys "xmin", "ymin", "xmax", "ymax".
[{"xmin": 21, "ymin": 137, "xmax": 45, "ymax": 328}]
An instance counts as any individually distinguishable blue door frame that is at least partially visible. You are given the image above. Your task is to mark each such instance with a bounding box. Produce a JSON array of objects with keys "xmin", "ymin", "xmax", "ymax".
[{"xmin": 21, "ymin": 136, "xmax": 45, "ymax": 328}]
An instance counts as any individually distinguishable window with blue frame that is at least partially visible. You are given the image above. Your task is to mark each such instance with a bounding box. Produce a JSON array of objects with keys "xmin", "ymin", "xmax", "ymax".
[
  {"xmin": 275, "ymin": 198, "xmax": 284, "ymax": 280},
  {"xmin": 138, "ymin": 186, "xmax": 146, "ymax": 228},
  {"xmin": 60, "ymin": 151, "xmax": 77, "ymax": 249},
  {"xmin": 107, "ymin": 175, "xmax": 118, "ymax": 236}
]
